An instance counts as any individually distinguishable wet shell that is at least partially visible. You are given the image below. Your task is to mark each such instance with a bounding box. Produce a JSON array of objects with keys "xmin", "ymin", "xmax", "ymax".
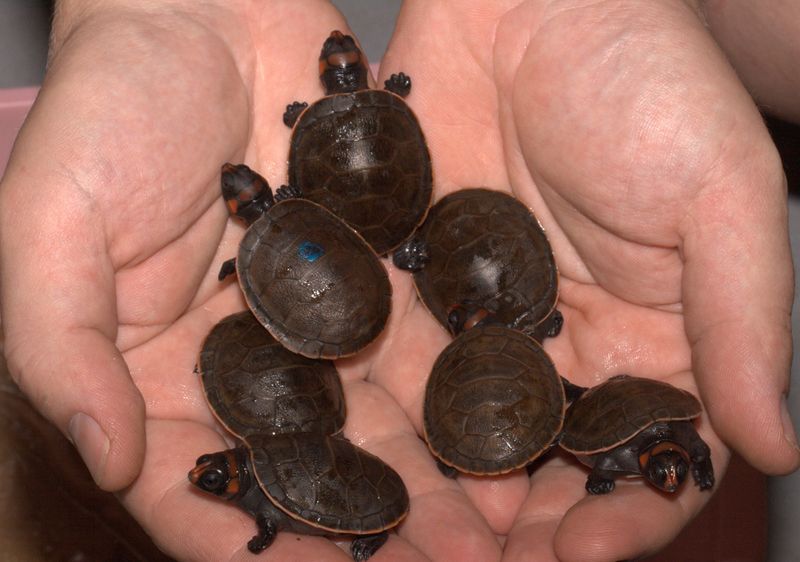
[
  {"xmin": 424, "ymin": 325, "xmax": 565, "ymax": 474},
  {"xmin": 199, "ymin": 311, "xmax": 346, "ymax": 438},
  {"xmin": 236, "ymin": 198, "xmax": 391, "ymax": 359}
]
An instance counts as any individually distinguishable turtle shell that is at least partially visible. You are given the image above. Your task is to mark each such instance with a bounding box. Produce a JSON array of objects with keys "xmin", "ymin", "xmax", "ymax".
[
  {"xmin": 289, "ymin": 89, "xmax": 432, "ymax": 255},
  {"xmin": 237, "ymin": 198, "xmax": 391, "ymax": 359},
  {"xmin": 559, "ymin": 374, "xmax": 702, "ymax": 455},
  {"xmin": 199, "ymin": 311, "xmax": 346, "ymax": 438},
  {"xmin": 411, "ymin": 188, "xmax": 558, "ymax": 337},
  {"xmin": 424, "ymin": 325, "xmax": 565, "ymax": 474},
  {"xmin": 245, "ymin": 433, "xmax": 409, "ymax": 533}
]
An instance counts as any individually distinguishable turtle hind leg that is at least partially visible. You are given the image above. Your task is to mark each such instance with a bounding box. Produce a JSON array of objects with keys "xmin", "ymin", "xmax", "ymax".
[
  {"xmin": 283, "ymin": 101, "xmax": 308, "ymax": 127},
  {"xmin": 384, "ymin": 72, "xmax": 412, "ymax": 97},
  {"xmin": 218, "ymin": 258, "xmax": 237, "ymax": 281},
  {"xmin": 351, "ymin": 532, "xmax": 389, "ymax": 561},
  {"xmin": 392, "ymin": 237, "xmax": 429, "ymax": 272},
  {"xmin": 247, "ymin": 514, "xmax": 278, "ymax": 553}
]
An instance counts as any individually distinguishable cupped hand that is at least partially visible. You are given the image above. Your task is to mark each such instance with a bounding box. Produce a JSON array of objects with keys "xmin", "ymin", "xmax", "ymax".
[
  {"xmin": 0, "ymin": 1, "xmax": 486, "ymax": 560},
  {"xmin": 378, "ymin": 0, "xmax": 799, "ymax": 561}
]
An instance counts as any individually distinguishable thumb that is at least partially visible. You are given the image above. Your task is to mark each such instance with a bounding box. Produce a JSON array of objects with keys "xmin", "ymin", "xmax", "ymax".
[
  {"xmin": 682, "ymin": 136, "xmax": 799, "ymax": 475},
  {"xmin": 0, "ymin": 155, "xmax": 145, "ymax": 491}
]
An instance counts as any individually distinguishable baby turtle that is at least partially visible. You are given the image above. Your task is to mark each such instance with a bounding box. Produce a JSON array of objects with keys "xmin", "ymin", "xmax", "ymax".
[
  {"xmin": 199, "ymin": 310, "xmax": 346, "ymax": 438},
  {"xmin": 283, "ymin": 30, "xmax": 432, "ymax": 255},
  {"xmin": 559, "ymin": 374, "xmax": 714, "ymax": 494},
  {"xmin": 189, "ymin": 432, "xmax": 409, "ymax": 560},
  {"xmin": 393, "ymin": 188, "xmax": 562, "ymax": 341},
  {"xmin": 424, "ymin": 325, "xmax": 566, "ymax": 476},
  {"xmin": 219, "ymin": 163, "xmax": 391, "ymax": 359}
]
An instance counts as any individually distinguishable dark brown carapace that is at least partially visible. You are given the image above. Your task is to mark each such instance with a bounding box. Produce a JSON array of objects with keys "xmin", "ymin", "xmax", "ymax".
[
  {"xmin": 319, "ymin": 30, "xmax": 368, "ymax": 94},
  {"xmin": 221, "ymin": 163, "xmax": 274, "ymax": 226}
]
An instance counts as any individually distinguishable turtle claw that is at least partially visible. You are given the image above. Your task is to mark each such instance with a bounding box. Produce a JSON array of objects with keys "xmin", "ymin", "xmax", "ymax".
[
  {"xmin": 392, "ymin": 237, "xmax": 429, "ymax": 272},
  {"xmin": 384, "ymin": 72, "xmax": 411, "ymax": 97},
  {"xmin": 351, "ymin": 532, "xmax": 388, "ymax": 561},
  {"xmin": 275, "ymin": 184, "xmax": 303, "ymax": 201},
  {"xmin": 218, "ymin": 258, "xmax": 237, "ymax": 281},
  {"xmin": 586, "ymin": 474, "xmax": 616, "ymax": 495},
  {"xmin": 283, "ymin": 101, "xmax": 308, "ymax": 127}
]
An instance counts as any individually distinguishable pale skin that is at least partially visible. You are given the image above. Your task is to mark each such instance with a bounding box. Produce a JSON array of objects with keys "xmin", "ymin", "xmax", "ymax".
[{"xmin": 0, "ymin": 0, "xmax": 797, "ymax": 560}]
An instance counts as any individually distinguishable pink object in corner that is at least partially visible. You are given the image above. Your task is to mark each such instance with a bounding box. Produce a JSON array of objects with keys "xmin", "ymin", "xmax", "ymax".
[{"xmin": 0, "ymin": 87, "xmax": 38, "ymax": 176}]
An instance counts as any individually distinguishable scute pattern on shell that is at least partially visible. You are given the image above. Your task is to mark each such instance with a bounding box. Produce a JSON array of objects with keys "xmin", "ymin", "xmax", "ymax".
[
  {"xmin": 560, "ymin": 374, "xmax": 702, "ymax": 455},
  {"xmin": 199, "ymin": 311, "xmax": 346, "ymax": 438},
  {"xmin": 289, "ymin": 89, "xmax": 432, "ymax": 255},
  {"xmin": 237, "ymin": 199, "xmax": 391, "ymax": 359},
  {"xmin": 246, "ymin": 433, "xmax": 409, "ymax": 533},
  {"xmin": 412, "ymin": 188, "xmax": 557, "ymax": 336},
  {"xmin": 424, "ymin": 325, "xmax": 565, "ymax": 474}
]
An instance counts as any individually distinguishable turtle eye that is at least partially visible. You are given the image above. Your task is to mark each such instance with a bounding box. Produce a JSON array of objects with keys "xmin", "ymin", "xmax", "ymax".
[
  {"xmin": 199, "ymin": 467, "xmax": 228, "ymax": 493},
  {"xmin": 196, "ymin": 454, "xmax": 213, "ymax": 465}
]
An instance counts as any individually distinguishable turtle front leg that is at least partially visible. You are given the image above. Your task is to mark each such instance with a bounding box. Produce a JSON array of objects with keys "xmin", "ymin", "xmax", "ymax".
[
  {"xmin": 585, "ymin": 455, "xmax": 618, "ymax": 494},
  {"xmin": 351, "ymin": 532, "xmax": 389, "ymax": 561},
  {"xmin": 283, "ymin": 101, "xmax": 308, "ymax": 127},
  {"xmin": 530, "ymin": 309, "xmax": 564, "ymax": 342},
  {"xmin": 688, "ymin": 438, "xmax": 715, "ymax": 491},
  {"xmin": 585, "ymin": 469, "xmax": 616, "ymax": 495},
  {"xmin": 218, "ymin": 258, "xmax": 237, "ymax": 281},
  {"xmin": 392, "ymin": 237, "xmax": 429, "ymax": 272},
  {"xmin": 384, "ymin": 72, "xmax": 412, "ymax": 97},
  {"xmin": 247, "ymin": 513, "xmax": 278, "ymax": 553}
]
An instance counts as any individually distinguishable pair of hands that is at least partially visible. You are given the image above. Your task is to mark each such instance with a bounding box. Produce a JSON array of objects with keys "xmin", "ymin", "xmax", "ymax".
[{"xmin": 1, "ymin": 0, "xmax": 798, "ymax": 560}]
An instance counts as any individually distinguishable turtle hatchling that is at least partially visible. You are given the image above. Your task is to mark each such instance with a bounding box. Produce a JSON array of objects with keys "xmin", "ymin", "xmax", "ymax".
[
  {"xmin": 394, "ymin": 188, "xmax": 561, "ymax": 341},
  {"xmin": 198, "ymin": 310, "xmax": 346, "ymax": 438},
  {"xmin": 219, "ymin": 163, "xmax": 391, "ymax": 359},
  {"xmin": 559, "ymin": 374, "xmax": 714, "ymax": 494},
  {"xmin": 283, "ymin": 30, "xmax": 432, "ymax": 255},
  {"xmin": 189, "ymin": 432, "xmax": 409, "ymax": 560}
]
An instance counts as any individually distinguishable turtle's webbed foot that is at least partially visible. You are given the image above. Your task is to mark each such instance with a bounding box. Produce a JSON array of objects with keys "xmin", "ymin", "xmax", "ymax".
[
  {"xmin": 247, "ymin": 514, "xmax": 277, "ymax": 553},
  {"xmin": 530, "ymin": 309, "xmax": 564, "ymax": 342},
  {"xmin": 384, "ymin": 72, "xmax": 412, "ymax": 97},
  {"xmin": 283, "ymin": 101, "xmax": 308, "ymax": 127},
  {"xmin": 586, "ymin": 473, "xmax": 616, "ymax": 495},
  {"xmin": 392, "ymin": 237, "xmax": 429, "ymax": 272},
  {"xmin": 218, "ymin": 258, "xmax": 237, "ymax": 281},
  {"xmin": 275, "ymin": 184, "xmax": 303, "ymax": 201},
  {"xmin": 351, "ymin": 532, "xmax": 389, "ymax": 561},
  {"xmin": 691, "ymin": 457, "xmax": 715, "ymax": 491}
]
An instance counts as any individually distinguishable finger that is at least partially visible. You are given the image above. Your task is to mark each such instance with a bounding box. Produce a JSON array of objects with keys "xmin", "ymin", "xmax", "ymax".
[{"xmin": 682, "ymin": 129, "xmax": 799, "ymax": 474}]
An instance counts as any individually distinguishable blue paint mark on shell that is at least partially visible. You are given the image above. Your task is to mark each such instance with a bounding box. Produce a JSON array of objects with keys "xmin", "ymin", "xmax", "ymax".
[{"xmin": 298, "ymin": 241, "xmax": 325, "ymax": 262}]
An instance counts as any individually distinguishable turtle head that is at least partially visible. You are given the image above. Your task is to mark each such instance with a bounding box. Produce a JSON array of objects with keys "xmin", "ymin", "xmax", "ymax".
[
  {"xmin": 640, "ymin": 441, "xmax": 690, "ymax": 493},
  {"xmin": 446, "ymin": 303, "xmax": 494, "ymax": 336},
  {"xmin": 188, "ymin": 449, "xmax": 247, "ymax": 500},
  {"xmin": 319, "ymin": 30, "xmax": 368, "ymax": 94},
  {"xmin": 221, "ymin": 163, "xmax": 275, "ymax": 226}
]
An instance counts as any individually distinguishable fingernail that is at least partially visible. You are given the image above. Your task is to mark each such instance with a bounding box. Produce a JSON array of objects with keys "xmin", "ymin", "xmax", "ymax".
[
  {"xmin": 780, "ymin": 396, "xmax": 800, "ymax": 451},
  {"xmin": 68, "ymin": 412, "xmax": 110, "ymax": 486}
]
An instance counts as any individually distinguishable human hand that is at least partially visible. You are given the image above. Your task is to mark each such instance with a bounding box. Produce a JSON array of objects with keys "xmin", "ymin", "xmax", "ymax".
[
  {"xmin": 378, "ymin": 0, "xmax": 799, "ymax": 560},
  {"xmin": 0, "ymin": 1, "xmax": 472, "ymax": 560}
]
